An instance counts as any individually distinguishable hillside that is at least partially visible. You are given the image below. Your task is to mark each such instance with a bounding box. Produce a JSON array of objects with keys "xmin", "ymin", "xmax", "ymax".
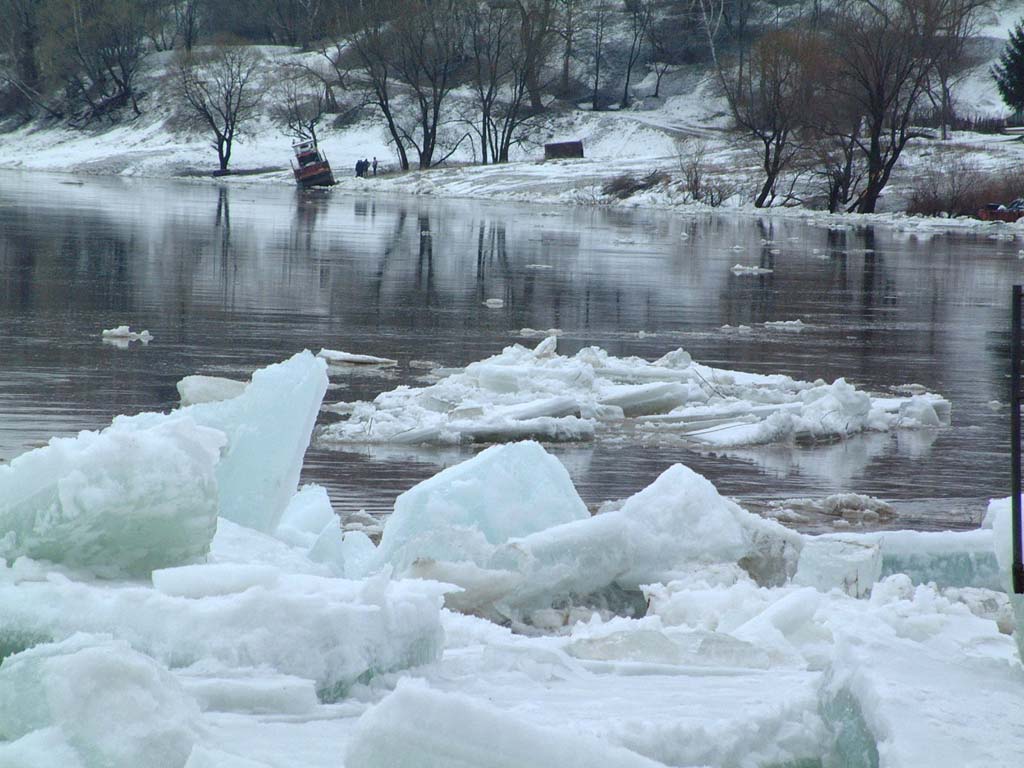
[{"xmin": 2, "ymin": 0, "xmax": 1024, "ymax": 217}]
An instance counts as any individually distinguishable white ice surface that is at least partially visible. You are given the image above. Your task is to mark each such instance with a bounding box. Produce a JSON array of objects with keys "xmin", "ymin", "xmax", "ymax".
[
  {"xmin": 345, "ymin": 679, "xmax": 668, "ymax": 768},
  {"xmin": 0, "ymin": 562, "xmax": 448, "ymax": 703}
]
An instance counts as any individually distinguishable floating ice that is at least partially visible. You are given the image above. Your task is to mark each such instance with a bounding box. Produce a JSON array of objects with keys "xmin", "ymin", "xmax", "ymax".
[
  {"xmin": 730, "ymin": 264, "xmax": 773, "ymax": 275},
  {"xmin": 101, "ymin": 325, "xmax": 152, "ymax": 343},
  {"xmin": 0, "ymin": 634, "xmax": 202, "ymax": 768},
  {"xmin": 177, "ymin": 375, "xmax": 247, "ymax": 406},
  {"xmin": 0, "ymin": 418, "xmax": 224, "ymax": 577},
  {"xmin": 321, "ymin": 337, "xmax": 949, "ymax": 450},
  {"xmin": 382, "ymin": 446, "xmax": 800, "ymax": 621},
  {"xmin": 117, "ymin": 351, "xmax": 329, "ymax": 533},
  {"xmin": 316, "ymin": 348, "xmax": 397, "ymax": 366},
  {"xmin": 483, "ymin": 298, "xmax": 504, "ymax": 308},
  {"xmin": 764, "ymin": 319, "xmax": 806, "ymax": 331}
]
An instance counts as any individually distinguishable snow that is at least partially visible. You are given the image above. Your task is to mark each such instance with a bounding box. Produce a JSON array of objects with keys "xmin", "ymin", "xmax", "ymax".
[{"xmin": 321, "ymin": 336, "xmax": 950, "ymax": 450}]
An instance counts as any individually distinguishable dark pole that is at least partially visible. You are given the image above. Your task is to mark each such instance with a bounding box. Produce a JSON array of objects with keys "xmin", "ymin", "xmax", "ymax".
[{"xmin": 1013, "ymin": 285, "xmax": 1024, "ymax": 594}]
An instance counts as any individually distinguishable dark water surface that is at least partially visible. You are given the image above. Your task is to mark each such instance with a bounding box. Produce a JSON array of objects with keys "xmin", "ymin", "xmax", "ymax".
[{"xmin": 2, "ymin": 172, "xmax": 1021, "ymax": 532}]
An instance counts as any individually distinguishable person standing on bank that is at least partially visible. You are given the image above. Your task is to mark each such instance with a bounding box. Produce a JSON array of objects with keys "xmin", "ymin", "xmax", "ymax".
[{"xmin": 372, "ymin": 157, "xmax": 378, "ymax": 176}]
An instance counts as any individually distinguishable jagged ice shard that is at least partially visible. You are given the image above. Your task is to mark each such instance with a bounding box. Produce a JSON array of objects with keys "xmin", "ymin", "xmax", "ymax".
[{"xmin": 117, "ymin": 350, "xmax": 328, "ymax": 533}]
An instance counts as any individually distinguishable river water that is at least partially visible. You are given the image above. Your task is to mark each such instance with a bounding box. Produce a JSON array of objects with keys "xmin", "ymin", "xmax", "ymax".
[{"xmin": 1, "ymin": 172, "xmax": 1021, "ymax": 533}]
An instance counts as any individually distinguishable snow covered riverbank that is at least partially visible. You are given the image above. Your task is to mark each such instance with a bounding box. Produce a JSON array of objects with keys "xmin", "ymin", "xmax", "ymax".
[{"xmin": 1, "ymin": 350, "xmax": 1021, "ymax": 767}]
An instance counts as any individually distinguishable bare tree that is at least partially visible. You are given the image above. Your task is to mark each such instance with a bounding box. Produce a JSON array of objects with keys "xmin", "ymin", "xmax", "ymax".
[
  {"xmin": 927, "ymin": 0, "xmax": 992, "ymax": 139},
  {"xmin": 337, "ymin": 4, "xmax": 410, "ymax": 170},
  {"xmin": 586, "ymin": 2, "xmax": 611, "ymax": 109},
  {"xmin": 724, "ymin": 27, "xmax": 818, "ymax": 207},
  {"xmin": 467, "ymin": 2, "xmax": 533, "ymax": 163},
  {"xmin": 513, "ymin": 0, "xmax": 557, "ymax": 111},
  {"xmin": 272, "ymin": 65, "xmax": 329, "ymax": 142},
  {"xmin": 555, "ymin": 0, "xmax": 585, "ymax": 97},
  {"xmin": 43, "ymin": 0, "xmax": 152, "ymax": 121},
  {"xmin": 175, "ymin": 46, "xmax": 264, "ymax": 171},
  {"xmin": 620, "ymin": 0, "xmax": 652, "ymax": 108},
  {"xmin": 828, "ymin": 0, "xmax": 947, "ymax": 213}
]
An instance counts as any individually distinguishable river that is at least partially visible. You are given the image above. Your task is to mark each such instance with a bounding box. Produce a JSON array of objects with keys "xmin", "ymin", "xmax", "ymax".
[{"xmin": 1, "ymin": 171, "xmax": 1021, "ymax": 533}]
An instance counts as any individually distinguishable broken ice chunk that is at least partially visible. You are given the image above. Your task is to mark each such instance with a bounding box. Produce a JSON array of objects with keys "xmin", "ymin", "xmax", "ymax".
[
  {"xmin": 115, "ymin": 351, "xmax": 329, "ymax": 533},
  {"xmin": 377, "ymin": 441, "xmax": 589, "ymax": 572},
  {"xmin": 101, "ymin": 325, "xmax": 153, "ymax": 343},
  {"xmin": 316, "ymin": 348, "xmax": 397, "ymax": 366},
  {"xmin": 0, "ymin": 634, "xmax": 202, "ymax": 768},
  {"xmin": 176, "ymin": 375, "xmax": 247, "ymax": 406},
  {"xmin": 794, "ymin": 538, "xmax": 882, "ymax": 598},
  {"xmin": 0, "ymin": 418, "xmax": 224, "ymax": 577}
]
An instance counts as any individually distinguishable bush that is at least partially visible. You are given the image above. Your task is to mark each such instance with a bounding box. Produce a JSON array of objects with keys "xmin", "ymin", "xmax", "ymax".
[
  {"xmin": 602, "ymin": 170, "xmax": 671, "ymax": 199},
  {"xmin": 906, "ymin": 156, "xmax": 1024, "ymax": 216},
  {"xmin": 674, "ymin": 137, "xmax": 737, "ymax": 207}
]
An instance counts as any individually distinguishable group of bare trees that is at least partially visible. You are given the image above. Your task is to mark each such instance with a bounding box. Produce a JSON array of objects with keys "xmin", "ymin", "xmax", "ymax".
[{"xmin": 705, "ymin": 0, "xmax": 994, "ymax": 212}]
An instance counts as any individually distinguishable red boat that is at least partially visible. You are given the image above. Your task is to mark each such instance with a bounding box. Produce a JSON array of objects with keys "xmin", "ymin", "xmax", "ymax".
[{"xmin": 291, "ymin": 140, "xmax": 336, "ymax": 188}]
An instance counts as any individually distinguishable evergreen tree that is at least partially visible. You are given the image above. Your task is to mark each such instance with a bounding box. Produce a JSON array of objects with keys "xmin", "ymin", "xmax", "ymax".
[{"xmin": 993, "ymin": 21, "xmax": 1024, "ymax": 114}]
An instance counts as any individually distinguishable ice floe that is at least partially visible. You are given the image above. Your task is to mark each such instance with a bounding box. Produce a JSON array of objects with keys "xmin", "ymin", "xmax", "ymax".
[
  {"xmin": 320, "ymin": 337, "xmax": 950, "ymax": 449},
  {"xmin": 316, "ymin": 348, "xmax": 397, "ymax": 366},
  {"xmin": 101, "ymin": 325, "xmax": 153, "ymax": 343}
]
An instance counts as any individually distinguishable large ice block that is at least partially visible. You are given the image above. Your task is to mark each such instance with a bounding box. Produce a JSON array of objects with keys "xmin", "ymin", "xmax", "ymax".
[
  {"xmin": 821, "ymin": 577, "xmax": 1024, "ymax": 768},
  {"xmin": 0, "ymin": 634, "xmax": 202, "ymax": 768},
  {"xmin": 0, "ymin": 419, "xmax": 224, "ymax": 577},
  {"xmin": 377, "ymin": 441, "xmax": 590, "ymax": 572},
  {"xmin": 118, "ymin": 351, "xmax": 329, "ymax": 533},
  {"xmin": 487, "ymin": 462, "xmax": 800, "ymax": 617}
]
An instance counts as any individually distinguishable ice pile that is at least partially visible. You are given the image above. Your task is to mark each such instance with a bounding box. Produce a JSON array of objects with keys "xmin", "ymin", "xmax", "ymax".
[
  {"xmin": 350, "ymin": 440, "xmax": 799, "ymax": 622},
  {"xmin": 1, "ymin": 350, "xmax": 1021, "ymax": 767},
  {"xmin": 320, "ymin": 337, "xmax": 950, "ymax": 449},
  {"xmin": 0, "ymin": 351, "xmax": 449, "ymax": 767}
]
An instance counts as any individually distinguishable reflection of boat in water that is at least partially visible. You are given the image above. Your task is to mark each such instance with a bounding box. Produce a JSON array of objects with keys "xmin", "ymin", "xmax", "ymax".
[{"xmin": 291, "ymin": 139, "xmax": 336, "ymax": 188}]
